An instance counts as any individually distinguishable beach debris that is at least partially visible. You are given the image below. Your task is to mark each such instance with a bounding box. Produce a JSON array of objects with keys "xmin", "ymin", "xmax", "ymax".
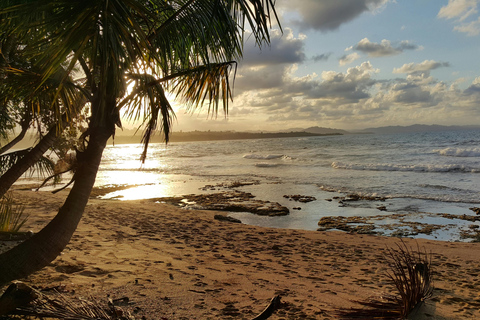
[
  {"xmin": 214, "ymin": 214, "xmax": 242, "ymax": 223},
  {"xmin": 283, "ymin": 194, "xmax": 317, "ymax": 203},
  {"xmin": 251, "ymin": 295, "xmax": 282, "ymax": 320},
  {"xmin": 377, "ymin": 205, "xmax": 387, "ymax": 211},
  {"xmin": 0, "ymin": 281, "xmax": 135, "ymax": 319},
  {"xmin": 0, "ymin": 282, "xmax": 39, "ymax": 316},
  {"xmin": 335, "ymin": 241, "xmax": 433, "ymax": 319}
]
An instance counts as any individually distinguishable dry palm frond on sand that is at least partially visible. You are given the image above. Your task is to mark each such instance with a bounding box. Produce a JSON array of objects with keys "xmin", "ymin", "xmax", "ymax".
[{"xmin": 336, "ymin": 240, "xmax": 433, "ymax": 319}]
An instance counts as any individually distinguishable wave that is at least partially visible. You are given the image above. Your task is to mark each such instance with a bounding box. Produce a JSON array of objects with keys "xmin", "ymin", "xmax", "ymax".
[
  {"xmin": 433, "ymin": 147, "xmax": 480, "ymax": 157},
  {"xmin": 243, "ymin": 154, "xmax": 284, "ymax": 160},
  {"xmin": 331, "ymin": 162, "xmax": 480, "ymax": 173}
]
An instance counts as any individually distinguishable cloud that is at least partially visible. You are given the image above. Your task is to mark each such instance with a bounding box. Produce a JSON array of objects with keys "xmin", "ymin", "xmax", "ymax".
[
  {"xmin": 241, "ymin": 28, "xmax": 306, "ymax": 67},
  {"xmin": 307, "ymin": 62, "xmax": 379, "ymax": 102},
  {"xmin": 339, "ymin": 52, "xmax": 361, "ymax": 66},
  {"xmin": 453, "ymin": 16, "xmax": 480, "ymax": 35},
  {"xmin": 352, "ymin": 38, "xmax": 418, "ymax": 57},
  {"xmin": 216, "ymin": 59, "xmax": 480, "ymax": 132},
  {"xmin": 464, "ymin": 76, "xmax": 480, "ymax": 94},
  {"xmin": 393, "ymin": 60, "xmax": 450, "ymax": 74},
  {"xmin": 438, "ymin": 0, "xmax": 480, "ymax": 36},
  {"xmin": 234, "ymin": 29, "xmax": 308, "ymax": 94},
  {"xmin": 390, "ymin": 83, "xmax": 433, "ymax": 104},
  {"xmin": 279, "ymin": 0, "xmax": 390, "ymax": 31},
  {"xmin": 438, "ymin": 0, "xmax": 478, "ymax": 21},
  {"xmin": 312, "ymin": 53, "xmax": 332, "ymax": 62}
]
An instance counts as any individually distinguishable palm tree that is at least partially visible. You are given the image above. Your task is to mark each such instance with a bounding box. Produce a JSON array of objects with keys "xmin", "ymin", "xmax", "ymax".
[
  {"xmin": 0, "ymin": 0, "xmax": 279, "ymax": 287},
  {"xmin": 0, "ymin": 38, "xmax": 86, "ymax": 197}
]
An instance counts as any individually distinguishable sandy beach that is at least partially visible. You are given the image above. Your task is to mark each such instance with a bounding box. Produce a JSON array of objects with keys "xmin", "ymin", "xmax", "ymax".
[{"xmin": 2, "ymin": 188, "xmax": 480, "ymax": 319}]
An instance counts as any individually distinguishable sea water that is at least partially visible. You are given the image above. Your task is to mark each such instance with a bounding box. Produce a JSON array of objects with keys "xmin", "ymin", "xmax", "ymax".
[{"xmin": 31, "ymin": 129, "xmax": 480, "ymax": 241}]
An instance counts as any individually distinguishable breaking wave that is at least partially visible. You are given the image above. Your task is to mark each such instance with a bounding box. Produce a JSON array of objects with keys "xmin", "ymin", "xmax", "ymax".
[
  {"xmin": 243, "ymin": 154, "xmax": 284, "ymax": 160},
  {"xmin": 433, "ymin": 147, "xmax": 480, "ymax": 157},
  {"xmin": 331, "ymin": 162, "xmax": 480, "ymax": 173}
]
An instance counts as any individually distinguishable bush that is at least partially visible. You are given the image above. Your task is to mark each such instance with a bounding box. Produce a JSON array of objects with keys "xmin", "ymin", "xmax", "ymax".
[{"xmin": 0, "ymin": 192, "xmax": 28, "ymax": 232}]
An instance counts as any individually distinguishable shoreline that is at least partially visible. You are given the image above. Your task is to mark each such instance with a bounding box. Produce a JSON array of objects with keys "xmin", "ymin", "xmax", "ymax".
[
  {"xmin": 3, "ymin": 188, "xmax": 480, "ymax": 319},
  {"xmin": 92, "ymin": 180, "xmax": 480, "ymax": 243}
]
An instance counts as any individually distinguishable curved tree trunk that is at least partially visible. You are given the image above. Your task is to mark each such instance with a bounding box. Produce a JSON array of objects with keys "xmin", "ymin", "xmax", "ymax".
[
  {"xmin": 0, "ymin": 111, "xmax": 32, "ymax": 155},
  {"xmin": 0, "ymin": 126, "xmax": 28, "ymax": 155},
  {"xmin": 0, "ymin": 126, "xmax": 58, "ymax": 198},
  {"xmin": 0, "ymin": 126, "xmax": 111, "ymax": 287}
]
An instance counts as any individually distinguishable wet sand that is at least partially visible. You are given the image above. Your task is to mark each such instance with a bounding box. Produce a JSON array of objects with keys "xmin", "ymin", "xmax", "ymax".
[{"xmin": 3, "ymin": 189, "xmax": 480, "ymax": 319}]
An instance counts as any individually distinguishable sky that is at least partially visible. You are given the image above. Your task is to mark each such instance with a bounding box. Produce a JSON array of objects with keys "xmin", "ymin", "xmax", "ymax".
[{"xmin": 169, "ymin": 0, "xmax": 480, "ymax": 132}]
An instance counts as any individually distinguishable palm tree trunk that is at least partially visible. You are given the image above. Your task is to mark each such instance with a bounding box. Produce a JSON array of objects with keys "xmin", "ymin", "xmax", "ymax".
[
  {"xmin": 0, "ymin": 112, "xmax": 32, "ymax": 155},
  {"xmin": 0, "ymin": 126, "xmax": 28, "ymax": 155},
  {"xmin": 0, "ymin": 126, "xmax": 111, "ymax": 288},
  {"xmin": 0, "ymin": 125, "xmax": 58, "ymax": 198}
]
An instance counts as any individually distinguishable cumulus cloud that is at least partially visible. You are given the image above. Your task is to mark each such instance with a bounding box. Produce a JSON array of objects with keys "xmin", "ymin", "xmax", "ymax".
[
  {"xmin": 279, "ymin": 0, "xmax": 390, "ymax": 31},
  {"xmin": 393, "ymin": 60, "xmax": 450, "ymax": 74},
  {"xmin": 241, "ymin": 28, "xmax": 306, "ymax": 67},
  {"xmin": 464, "ymin": 76, "xmax": 480, "ymax": 94},
  {"xmin": 351, "ymin": 38, "xmax": 418, "ymax": 57},
  {"xmin": 438, "ymin": 0, "xmax": 480, "ymax": 36},
  {"xmin": 216, "ymin": 58, "xmax": 480, "ymax": 132},
  {"xmin": 308, "ymin": 62, "xmax": 379, "ymax": 101},
  {"xmin": 233, "ymin": 29, "xmax": 309, "ymax": 95},
  {"xmin": 339, "ymin": 52, "xmax": 361, "ymax": 66}
]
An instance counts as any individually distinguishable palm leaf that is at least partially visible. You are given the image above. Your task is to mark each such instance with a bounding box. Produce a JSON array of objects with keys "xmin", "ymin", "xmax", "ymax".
[{"xmin": 0, "ymin": 148, "xmax": 55, "ymax": 178}]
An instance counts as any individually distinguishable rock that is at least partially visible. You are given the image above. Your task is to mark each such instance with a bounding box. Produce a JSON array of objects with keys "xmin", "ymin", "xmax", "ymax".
[
  {"xmin": 470, "ymin": 207, "xmax": 480, "ymax": 215},
  {"xmin": 283, "ymin": 194, "xmax": 317, "ymax": 203},
  {"xmin": 214, "ymin": 215, "xmax": 242, "ymax": 223},
  {"xmin": 154, "ymin": 191, "xmax": 289, "ymax": 216}
]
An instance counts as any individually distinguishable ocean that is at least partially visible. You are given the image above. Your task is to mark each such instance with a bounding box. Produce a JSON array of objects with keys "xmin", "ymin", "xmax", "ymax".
[{"xmin": 31, "ymin": 129, "xmax": 480, "ymax": 242}]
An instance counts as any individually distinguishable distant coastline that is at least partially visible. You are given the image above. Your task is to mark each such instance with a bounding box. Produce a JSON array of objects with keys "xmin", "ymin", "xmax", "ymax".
[
  {"xmin": 5, "ymin": 124, "xmax": 479, "ymax": 149},
  {"xmin": 108, "ymin": 131, "xmax": 342, "ymax": 144}
]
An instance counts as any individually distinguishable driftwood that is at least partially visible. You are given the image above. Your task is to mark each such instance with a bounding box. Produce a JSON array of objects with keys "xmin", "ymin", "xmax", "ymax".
[
  {"xmin": 0, "ymin": 282, "xmax": 39, "ymax": 316},
  {"xmin": 251, "ymin": 295, "xmax": 281, "ymax": 320},
  {"xmin": 0, "ymin": 282, "xmax": 281, "ymax": 320}
]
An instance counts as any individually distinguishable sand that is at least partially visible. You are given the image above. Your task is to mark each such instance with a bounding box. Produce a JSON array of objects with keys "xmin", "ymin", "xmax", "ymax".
[{"xmin": 2, "ymin": 188, "xmax": 480, "ymax": 319}]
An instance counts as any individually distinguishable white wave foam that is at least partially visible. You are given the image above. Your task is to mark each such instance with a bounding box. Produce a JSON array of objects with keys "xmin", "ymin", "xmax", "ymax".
[
  {"xmin": 433, "ymin": 147, "xmax": 480, "ymax": 157},
  {"xmin": 243, "ymin": 154, "xmax": 284, "ymax": 160},
  {"xmin": 331, "ymin": 162, "xmax": 479, "ymax": 173}
]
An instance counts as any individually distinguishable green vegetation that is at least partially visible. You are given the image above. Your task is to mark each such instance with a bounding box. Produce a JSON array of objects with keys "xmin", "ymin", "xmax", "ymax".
[{"xmin": 0, "ymin": 193, "xmax": 28, "ymax": 233}]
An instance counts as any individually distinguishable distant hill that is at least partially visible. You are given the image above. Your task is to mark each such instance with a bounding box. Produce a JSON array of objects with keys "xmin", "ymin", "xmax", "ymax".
[
  {"xmin": 302, "ymin": 126, "xmax": 349, "ymax": 135},
  {"xmin": 282, "ymin": 126, "xmax": 349, "ymax": 134},
  {"xmin": 361, "ymin": 124, "xmax": 480, "ymax": 134}
]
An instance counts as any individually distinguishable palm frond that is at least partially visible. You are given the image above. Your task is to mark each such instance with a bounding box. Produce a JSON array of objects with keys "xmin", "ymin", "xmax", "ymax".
[
  {"xmin": 0, "ymin": 148, "xmax": 55, "ymax": 178},
  {"xmin": 385, "ymin": 240, "xmax": 433, "ymax": 317},
  {"xmin": 335, "ymin": 241, "xmax": 433, "ymax": 319},
  {"xmin": 120, "ymin": 73, "xmax": 176, "ymax": 161}
]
